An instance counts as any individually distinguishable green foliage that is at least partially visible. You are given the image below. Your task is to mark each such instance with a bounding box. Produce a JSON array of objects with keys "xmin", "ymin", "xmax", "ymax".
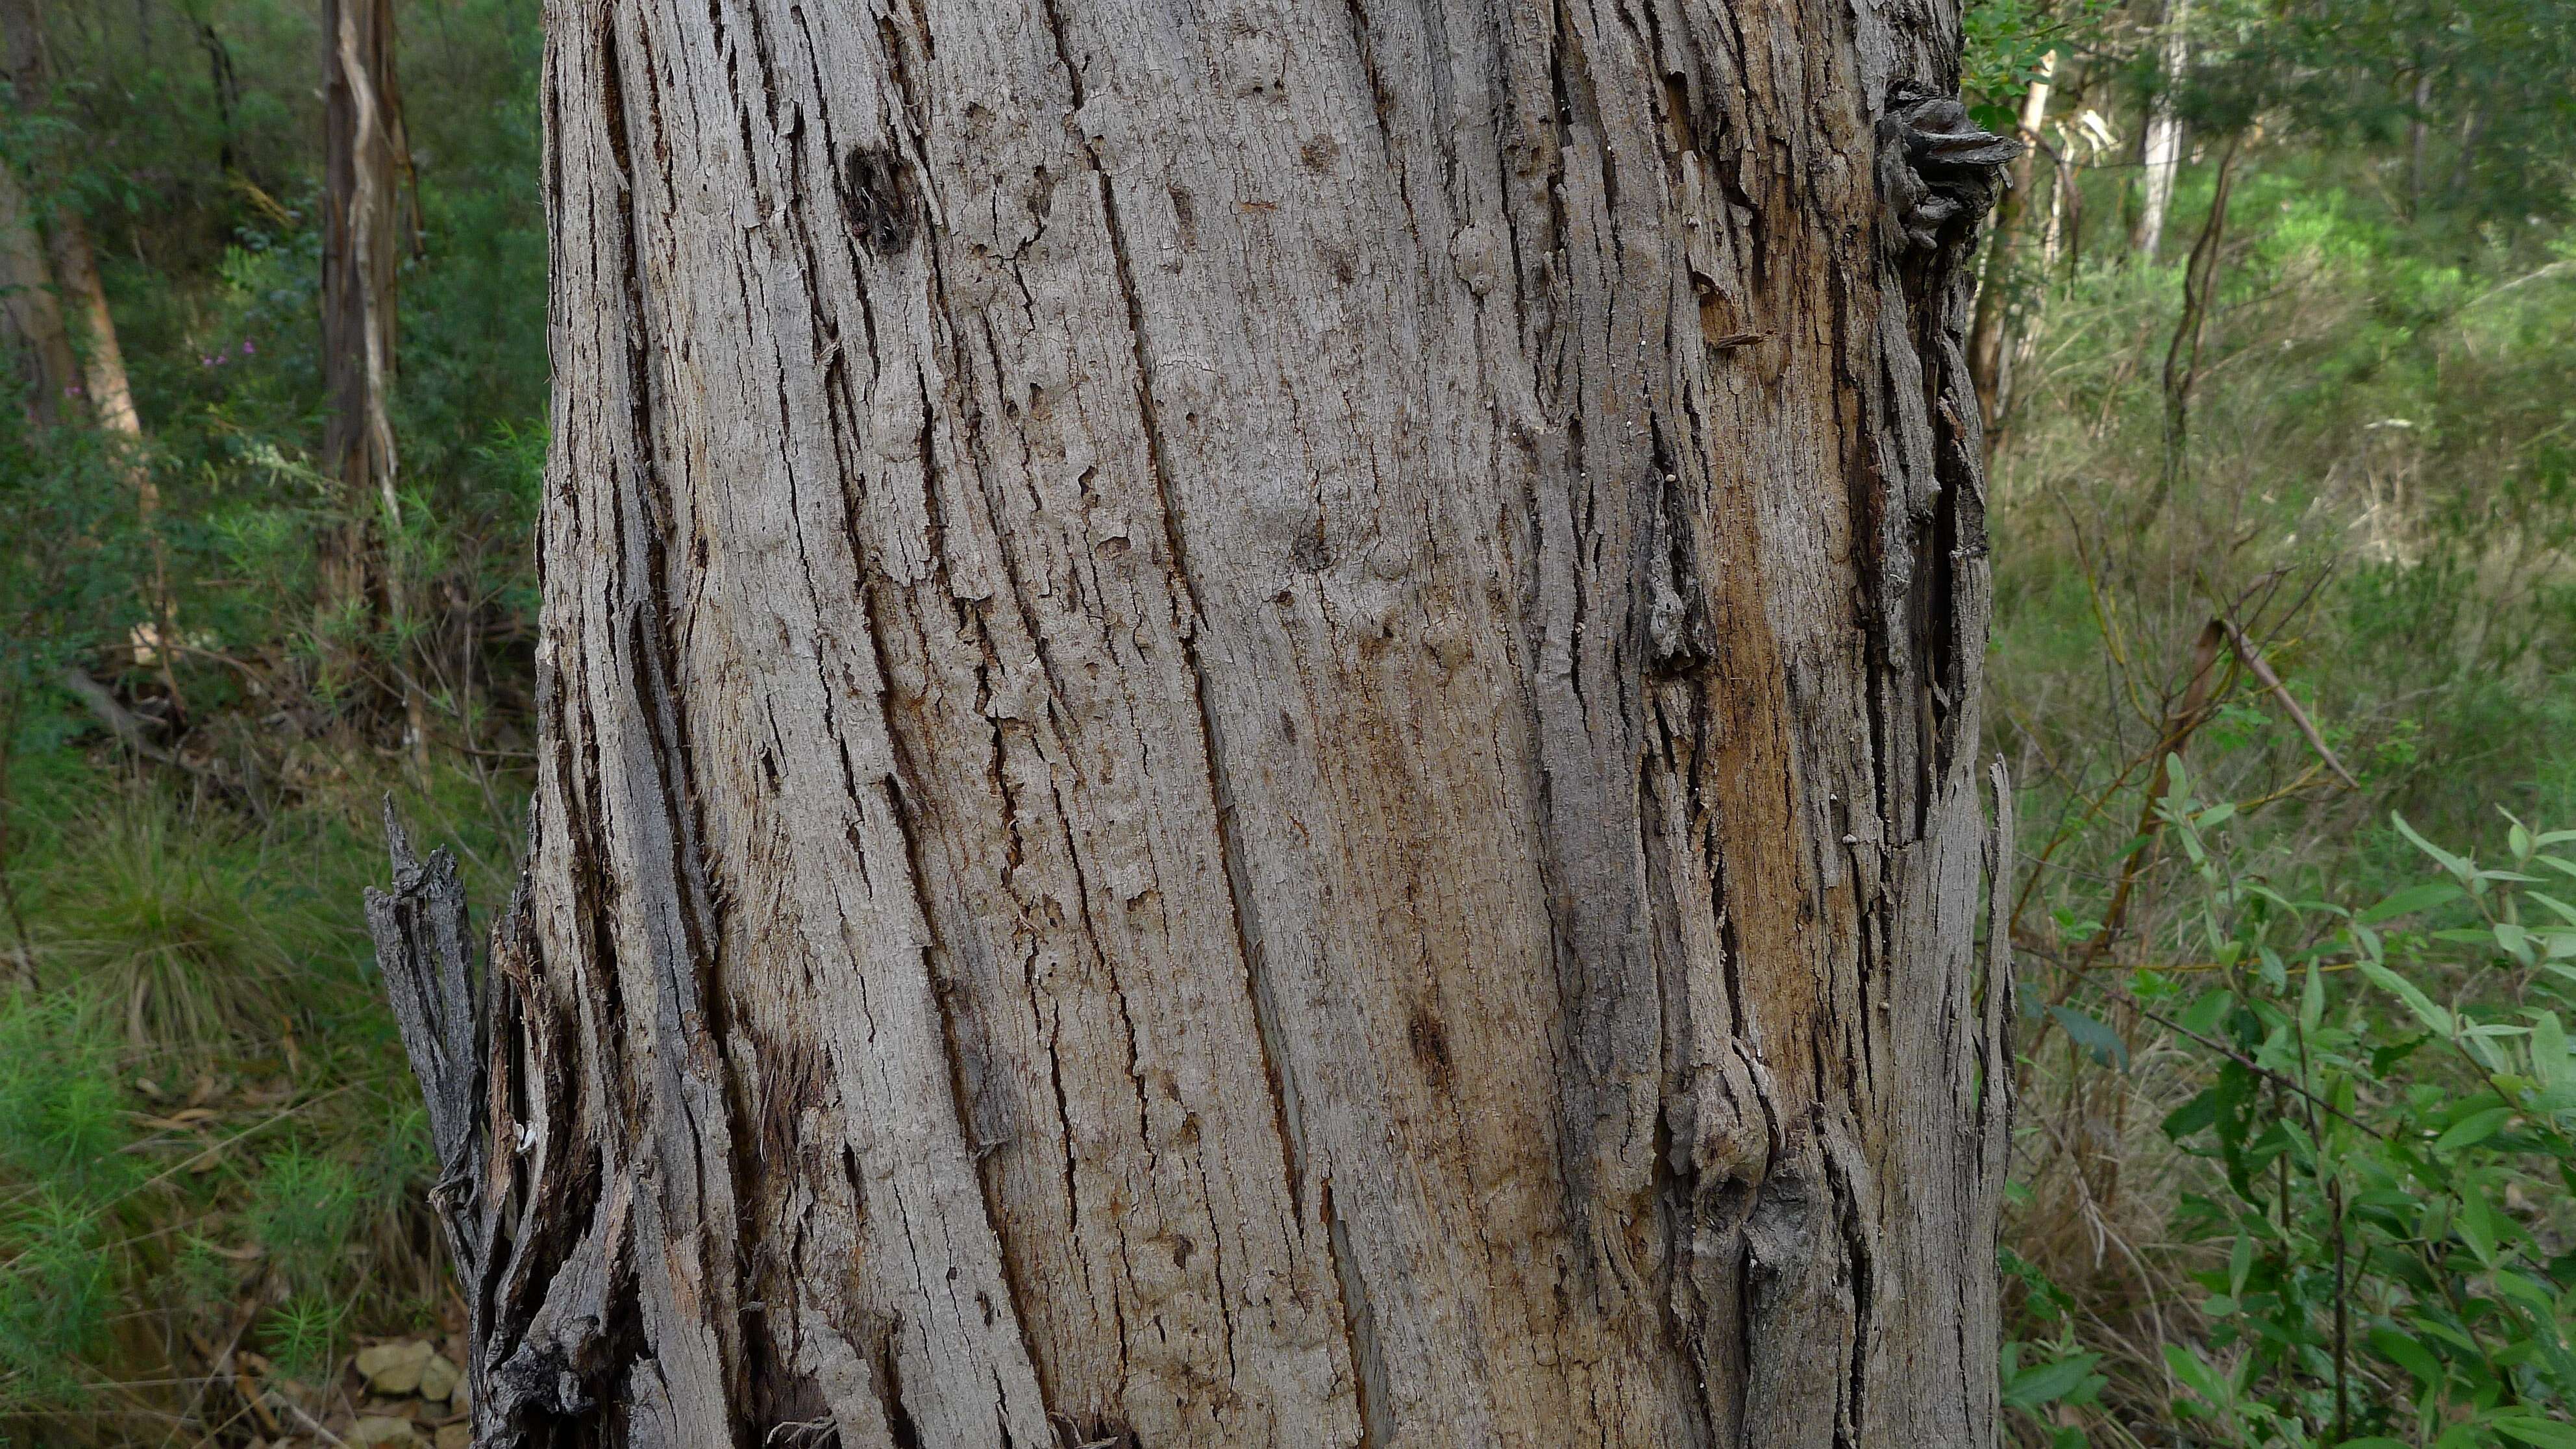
[
  {"xmin": 0, "ymin": 818, "xmax": 452, "ymax": 1432},
  {"xmin": 0, "ymin": 996, "xmax": 138, "ymax": 1193},
  {"xmin": 0, "ymin": 995, "xmax": 135, "ymax": 1417},
  {"xmin": 29, "ymin": 799, "xmax": 307, "ymax": 1059},
  {"xmin": 1984, "ymin": 4, "xmax": 2576, "ymax": 1437},
  {"xmin": 1964, "ymin": 0, "xmax": 2109, "ymax": 119},
  {"xmin": 246, "ymin": 1145, "xmax": 362, "ymax": 1293},
  {"xmin": 2007, "ymin": 779, "xmax": 2576, "ymax": 1446},
  {"xmin": 0, "ymin": 1193, "xmax": 118, "ymax": 1416},
  {"xmin": 2158, "ymin": 776, "xmax": 2575, "ymax": 1442},
  {"xmin": 262, "ymin": 1291, "xmax": 349, "ymax": 1381},
  {"xmin": 0, "ymin": 9, "xmax": 543, "ymax": 1432}
]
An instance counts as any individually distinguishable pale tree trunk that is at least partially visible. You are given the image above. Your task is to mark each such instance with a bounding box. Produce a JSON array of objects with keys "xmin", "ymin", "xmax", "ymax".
[
  {"xmin": 374, "ymin": 0, "xmax": 2021, "ymax": 1444},
  {"xmin": 2131, "ymin": 0, "xmax": 2188, "ymax": 259},
  {"xmin": 0, "ymin": 0, "xmax": 144, "ymax": 451},
  {"xmin": 321, "ymin": 0, "xmax": 425, "ymax": 754},
  {"xmin": 46, "ymin": 202, "xmax": 179, "ymax": 667},
  {"xmin": 2, "ymin": 0, "xmax": 173, "ymax": 662},
  {"xmin": 43, "ymin": 208, "xmax": 149, "ymax": 454},
  {"xmin": 1966, "ymin": 51, "xmax": 2055, "ymax": 446}
]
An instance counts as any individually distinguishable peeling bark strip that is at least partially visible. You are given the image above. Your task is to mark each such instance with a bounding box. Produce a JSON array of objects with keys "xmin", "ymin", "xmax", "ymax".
[{"xmin": 375, "ymin": 0, "xmax": 2020, "ymax": 1443}]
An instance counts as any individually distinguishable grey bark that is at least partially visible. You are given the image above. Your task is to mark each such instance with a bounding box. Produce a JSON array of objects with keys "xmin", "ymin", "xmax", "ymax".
[{"xmin": 375, "ymin": 0, "xmax": 2020, "ymax": 1444}]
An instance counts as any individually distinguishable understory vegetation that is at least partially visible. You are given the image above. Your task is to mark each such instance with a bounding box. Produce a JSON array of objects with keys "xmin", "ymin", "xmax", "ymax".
[{"xmin": 0, "ymin": 0, "xmax": 2570, "ymax": 1444}]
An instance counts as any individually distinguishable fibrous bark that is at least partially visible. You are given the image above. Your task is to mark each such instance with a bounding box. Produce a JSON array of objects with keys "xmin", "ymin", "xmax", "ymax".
[{"xmin": 377, "ymin": 0, "xmax": 2020, "ymax": 1444}]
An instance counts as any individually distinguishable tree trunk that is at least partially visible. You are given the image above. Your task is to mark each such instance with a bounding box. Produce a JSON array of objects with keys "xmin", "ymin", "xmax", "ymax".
[
  {"xmin": 2131, "ymin": 0, "xmax": 2188, "ymax": 259},
  {"xmin": 0, "ymin": 157, "xmax": 78, "ymax": 426},
  {"xmin": 2404, "ymin": 68, "xmax": 2433, "ymax": 218},
  {"xmin": 42, "ymin": 207, "xmax": 147, "ymax": 451},
  {"xmin": 1966, "ymin": 51, "xmax": 2055, "ymax": 447},
  {"xmin": 2040, "ymin": 124, "xmax": 2071, "ymax": 277},
  {"xmin": 1, "ymin": 0, "xmax": 142, "ymax": 450},
  {"xmin": 375, "ymin": 1, "xmax": 2020, "ymax": 1444},
  {"xmin": 321, "ymin": 0, "xmax": 425, "ymax": 752},
  {"xmin": 3, "ymin": 0, "xmax": 175, "ymax": 665}
]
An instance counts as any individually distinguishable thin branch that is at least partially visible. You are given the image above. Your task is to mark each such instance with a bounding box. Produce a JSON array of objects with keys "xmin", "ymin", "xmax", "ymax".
[{"xmin": 2216, "ymin": 615, "xmax": 2359, "ymax": 789}]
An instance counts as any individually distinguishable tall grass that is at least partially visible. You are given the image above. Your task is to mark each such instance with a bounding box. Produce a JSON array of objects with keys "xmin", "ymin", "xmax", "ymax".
[{"xmin": 0, "ymin": 761, "xmax": 509, "ymax": 1444}]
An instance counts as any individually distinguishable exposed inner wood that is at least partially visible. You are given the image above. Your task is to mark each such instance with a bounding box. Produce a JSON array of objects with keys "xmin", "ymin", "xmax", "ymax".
[{"xmin": 371, "ymin": 0, "xmax": 2020, "ymax": 1443}]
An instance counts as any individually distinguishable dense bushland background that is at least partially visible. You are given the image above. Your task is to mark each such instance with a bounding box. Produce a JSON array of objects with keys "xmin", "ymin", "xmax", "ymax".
[{"xmin": 0, "ymin": 0, "xmax": 2570, "ymax": 1444}]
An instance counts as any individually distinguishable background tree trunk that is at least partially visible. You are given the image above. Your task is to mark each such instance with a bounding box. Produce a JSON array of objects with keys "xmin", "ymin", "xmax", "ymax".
[
  {"xmin": 377, "ymin": 0, "xmax": 2020, "ymax": 1444},
  {"xmin": 0, "ymin": 0, "xmax": 74, "ymax": 427},
  {"xmin": 1968, "ymin": 51, "xmax": 2056, "ymax": 447},
  {"xmin": 2131, "ymin": 0, "xmax": 2190, "ymax": 259},
  {"xmin": 319, "ymin": 0, "xmax": 419, "ymax": 749},
  {"xmin": 0, "ymin": 159, "xmax": 77, "ymax": 426},
  {"xmin": 3, "ymin": 0, "xmax": 175, "ymax": 666},
  {"xmin": 1, "ymin": 0, "xmax": 145, "ymax": 450}
]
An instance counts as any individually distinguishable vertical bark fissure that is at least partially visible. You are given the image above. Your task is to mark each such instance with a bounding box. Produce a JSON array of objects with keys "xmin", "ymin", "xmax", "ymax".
[
  {"xmin": 1096, "ymin": 111, "xmax": 1331, "ymax": 1446},
  {"xmin": 1321, "ymin": 1178, "xmax": 1392, "ymax": 1449}
]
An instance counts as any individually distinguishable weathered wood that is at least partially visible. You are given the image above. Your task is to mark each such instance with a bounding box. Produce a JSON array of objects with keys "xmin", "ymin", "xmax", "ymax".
[
  {"xmin": 379, "ymin": 0, "xmax": 2021, "ymax": 1442},
  {"xmin": 364, "ymin": 806, "xmax": 497, "ymax": 1418}
]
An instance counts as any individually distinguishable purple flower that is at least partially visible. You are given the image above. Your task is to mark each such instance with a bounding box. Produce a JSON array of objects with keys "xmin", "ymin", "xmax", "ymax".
[{"xmin": 242, "ymin": 340, "xmax": 256, "ymax": 356}]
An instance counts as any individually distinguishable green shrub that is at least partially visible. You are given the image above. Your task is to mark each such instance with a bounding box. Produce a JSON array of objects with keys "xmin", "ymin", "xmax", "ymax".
[{"xmin": 2008, "ymin": 774, "xmax": 2576, "ymax": 1446}]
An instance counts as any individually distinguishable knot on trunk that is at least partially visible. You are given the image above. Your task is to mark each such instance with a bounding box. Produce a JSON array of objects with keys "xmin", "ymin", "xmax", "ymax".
[
  {"xmin": 1878, "ymin": 86, "xmax": 2022, "ymax": 251},
  {"xmin": 841, "ymin": 145, "xmax": 921, "ymax": 255}
]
